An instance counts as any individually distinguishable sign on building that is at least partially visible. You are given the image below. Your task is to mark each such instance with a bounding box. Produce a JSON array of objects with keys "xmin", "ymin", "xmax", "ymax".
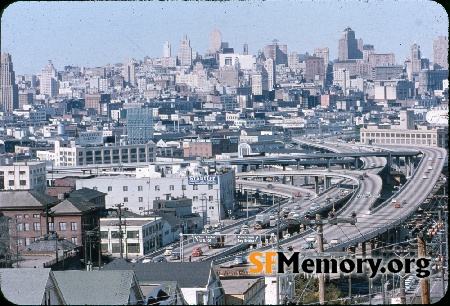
[
  {"xmin": 237, "ymin": 235, "xmax": 261, "ymax": 244},
  {"xmin": 78, "ymin": 131, "xmax": 103, "ymax": 146},
  {"xmin": 188, "ymin": 175, "xmax": 218, "ymax": 185}
]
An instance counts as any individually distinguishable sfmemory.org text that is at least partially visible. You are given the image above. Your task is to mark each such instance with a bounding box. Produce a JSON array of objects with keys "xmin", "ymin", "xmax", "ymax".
[{"xmin": 249, "ymin": 252, "xmax": 431, "ymax": 278}]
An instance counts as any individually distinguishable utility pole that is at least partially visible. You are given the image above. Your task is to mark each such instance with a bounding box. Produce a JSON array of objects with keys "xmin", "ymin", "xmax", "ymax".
[
  {"xmin": 295, "ymin": 210, "xmax": 357, "ymax": 303},
  {"xmin": 116, "ymin": 203, "xmax": 124, "ymax": 259},
  {"xmin": 316, "ymin": 214, "xmax": 325, "ymax": 305},
  {"xmin": 417, "ymin": 234, "xmax": 430, "ymax": 304}
]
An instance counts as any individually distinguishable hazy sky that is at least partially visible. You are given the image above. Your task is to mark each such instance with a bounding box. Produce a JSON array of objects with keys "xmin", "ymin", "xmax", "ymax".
[{"xmin": 1, "ymin": 0, "xmax": 448, "ymax": 75}]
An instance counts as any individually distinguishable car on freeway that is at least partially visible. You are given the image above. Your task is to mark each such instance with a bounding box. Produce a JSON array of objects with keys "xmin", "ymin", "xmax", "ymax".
[
  {"xmin": 310, "ymin": 203, "xmax": 320, "ymax": 210},
  {"xmin": 287, "ymin": 198, "xmax": 294, "ymax": 204},
  {"xmin": 233, "ymin": 227, "xmax": 241, "ymax": 234},
  {"xmin": 329, "ymin": 238, "xmax": 342, "ymax": 246},
  {"xmin": 301, "ymin": 242, "xmax": 314, "ymax": 249},
  {"xmin": 365, "ymin": 210, "xmax": 372, "ymax": 215},
  {"xmin": 267, "ymin": 184, "xmax": 274, "ymax": 189},
  {"xmin": 164, "ymin": 246, "xmax": 173, "ymax": 256},
  {"xmin": 170, "ymin": 252, "xmax": 180, "ymax": 261},
  {"xmin": 306, "ymin": 236, "xmax": 316, "ymax": 243},
  {"xmin": 423, "ymin": 175, "xmax": 428, "ymax": 179},
  {"xmin": 269, "ymin": 215, "xmax": 276, "ymax": 220},
  {"xmin": 293, "ymin": 205, "xmax": 301, "ymax": 210},
  {"xmin": 438, "ymin": 155, "xmax": 442, "ymax": 159},
  {"xmin": 234, "ymin": 255, "xmax": 247, "ymax": 265},
  {"xmin": 240, "ymin": 228, "xmax": 250, "ymax": 235},
  {"xmin": 402, "ymin": 199, "xmax": 407, "ymax": 204},
  {"xmin": 192, "ymin": 247, "xmax": 203, "ymax": 257},
  {"xmin": 292, "ymin": 213, "xmax": 300, "ymax": 218}
]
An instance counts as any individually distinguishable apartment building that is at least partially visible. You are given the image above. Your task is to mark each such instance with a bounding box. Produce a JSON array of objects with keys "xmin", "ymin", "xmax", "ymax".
[
  {"xmin": 0, "ymin": 161, "xmax": 47, "ymax": 192},
  {"xmin": 37, "ymin": 140, "xmax": 156, "ymax": 167}
]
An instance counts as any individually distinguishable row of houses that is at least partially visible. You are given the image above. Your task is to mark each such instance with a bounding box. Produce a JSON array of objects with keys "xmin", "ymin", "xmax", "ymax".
[{"xmin": 1, "ymin": 259, "xmax": 282, "ymax": 305}]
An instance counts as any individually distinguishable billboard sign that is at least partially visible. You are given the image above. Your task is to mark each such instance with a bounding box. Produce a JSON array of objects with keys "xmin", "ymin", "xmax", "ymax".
[
  {"xmin": 188, "ymin": 175, "xmax": 218, "ymax": 185},
  {"xmin": 78, "ymin": 131, "xmax": 103, "ymax": 146},
  {"xmin": 237, "ymin": 235, "xmax": 261, "ymax": 244}
]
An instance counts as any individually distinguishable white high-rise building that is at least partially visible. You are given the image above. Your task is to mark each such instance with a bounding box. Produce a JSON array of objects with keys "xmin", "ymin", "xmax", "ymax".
[
  {"xmin": 1, "ymin": 53, "xmax": 18, "ymax": 111},
  {"xmin": 210, "ymin": 29, "xmax": 222, "ymax": 53},
  {"xmin": 163, "ymin": 41, "xmax": 171, "ymax": 58},
  {"xmin": 433, "ymin": 36, "xmax": 449, "ymax": 70},
  {"xmin": 264, "ymin": 58, "xmax": 276, "ymax": 91},
  {"xmin": 178, "ymin": 35, "xmax": 192, "ymax": 67},
  {"xmin": 40, "ymin": 60, "xmax": 59, "ymax": 97},
  {"xmin": 314, "ymin": 46, "xmax": 329, "ymax": 70}
]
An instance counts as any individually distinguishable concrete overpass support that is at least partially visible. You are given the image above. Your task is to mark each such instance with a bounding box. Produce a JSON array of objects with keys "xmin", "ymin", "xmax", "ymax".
[
  {"xmin": 314, "ymin": 176, "xmax": 319, "ymax": 194},
  {"xmin": 324, "ymin": 176, "xmax": 332, "ymax": 190},
  {"xmin": 395, "ymin": 156, "xmax": 400, "ymax": 170},
  {"xmin": 327, "ymin": 159, "xmax": 331, "ymax": 170},
  {"xmin": 304, "ymin": 176, "xmax": 309, "ymax": 185},
  {"xmin": 354, "ymin": 158, "xmax": 359, "ymax": 169}
]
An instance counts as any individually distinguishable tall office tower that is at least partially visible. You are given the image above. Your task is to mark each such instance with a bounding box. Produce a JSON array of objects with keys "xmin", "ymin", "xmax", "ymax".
[
  {"xmin": 433, "ymin": 36, "xmax": 449, "ymax": 70},
  {"xmin": 314, "ymin": 46, "xmax": 330, "ymax": 70},
  {"xmin": 288, "ymin": 52, "xmax": 301, "ymax": 70},
  {"xmin": 338, "ymin": 27, "xmax": 363, "ymax": 61},
  {"xmin": 122, "ymin": 60, "xmax": 136, "ymax": 87},
  {"xmin": 178, "ymin": 35, "xmax": 193, "ymax": 67},
  {"xmin": 126, "ymin": 107, "xmax": 154, "ymax": 145},
  {"xmin": 163, "ymin": 41, "xmax": 171, "ymax": 58},
  {"xmin": 1, "ymin": 53, "xmax": 18, "ymax": 111},
  {"xmin": 277, "ymin": 44, "xmax": 288, "ymax": 65},
  {"xmin": 243, "ymin": 43, "xmax": 248, "ymax": 55},
  {"xmin": 410, "ymin": 44, "xmax": 422, "ymax": 73},
  {"xmin": 210, "ymin": 29, "xmax": 222, "ymax": 53},
  {"xmin": 40, "ymin": 60, "xmax": 59, "ymax": 98},
  {"xmin": 264, "ymin": 58, "xmax": 276, "ymax": 91}
]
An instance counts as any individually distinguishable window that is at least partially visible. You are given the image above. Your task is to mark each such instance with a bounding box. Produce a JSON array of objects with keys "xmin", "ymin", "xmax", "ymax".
[
  {"xmin": 9, "ymin": 180, "xmax": 14, "ymax": 186},
  {"xmin": 49, "ymin": 222, "xmax": 54, "ymax": 231},
  {"xmin": 111, "ymin": 231, "xmax": 120, "ymax": 238},
  {"xmin": 138, "ymin": 185, "xmax": 143, "ymax": 191},
  {"xmin": 155, "ymin": 185, "xmax": 160, "ymax": 191},
  {"xmin": 170, "ymin": 185, "xmax": 174, "ymax": 190},
  {"xmin": 123, "ymin": 186, "xmax": 128, "ymax": 191},
  {"xmin": 17, "ymin": 238, "xmax": 23, "ymax": 246},
  {"xmin": 108, "ymin": 186, "xmax": 112, "ymax": 191},
  {"xmin": 25, "ymin": 238, "xmax": 31, "ymax": 246},
  {"xmin": 193, "ymin": 185, "xmax": 198, "ymax": 190},
  {"xmin": 8, "ymin": 171, "xmax": 14, "ymax": 175},
  {"xmin": 209, "ymin": 196, "xmax": 214, "ymax": 201},
  {"xmin": 59, "ymin": 222, "xmax": 67, "ymax": 231},
  {"xmin": 208, "ymin": 185, "xmax": 213, "ymax": 190},
  {"xmin": 16, "ymin": 223, "xmax": 23, "ymax": 231},
  {"xmin": 139, "ymin": 197, "xmax": 143, "ymax": 202},
  {"xmin": 71, "ymin": 222, "xmax": 77, "ymax": 231},
  {"xmin": 24, "ymin": 214, "xmax": 29, "ymax": 218},
  {"xmin": 182, "ymin": 185, "xmax": 186, "ymax": 190},
  {"xmin": 71, "ymin": 237, "xmax": 78, "ymax": 245},
  {"xmin": 33, "ymin": 222, "xmax": 41, "ymax": 231},
  {"xmin": 193, "ymin": 196, "xmax": 199, "ymax": 201},
  {"xmin": 124, "ymin": 197, "xmax": 128, "ymax": 202},
  {"xmin": 24, "ymin": 223, "xmax": 30, "ymax": 231},
  {"xmin": 19, "ymin": 171, "xmax": 26, "ymax": 175},
  {"xmin": 127, "ymin": 231, "xmax": 139, "ymax": 238}
]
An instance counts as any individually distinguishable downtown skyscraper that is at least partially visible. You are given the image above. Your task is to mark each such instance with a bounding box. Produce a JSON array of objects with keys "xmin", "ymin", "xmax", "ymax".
[
  {"xmin": 40, "ymin": 60, "xmax": 59, "ymax": 98},
  {"xmin": 338, "ymin": 27, "xmax": 363, "ymax": 61},
  {"xmin": 433, "ymin": 36, "xmax": 449, "ymax": 70},
  {"xmin": 178, "ymin": 35, "xmax": 192, "ymax": 67},
  {"xmin": 1, "ymin": 53, "xmax": 18, "ymax": 111}
]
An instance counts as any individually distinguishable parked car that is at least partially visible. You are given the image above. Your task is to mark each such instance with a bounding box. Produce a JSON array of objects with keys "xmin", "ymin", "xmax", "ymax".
[
  {"xmin": 141, "ymin": 257, "xmax": 153, "ymax": 263},
  {"xmin": 164, "ymin": 246, "xmax": 173, "ymax": 256},
  {"xmin": 130, "ymin": 257, "xmax": 142, "ymax": 263},
  {"xmin": 152, "ymin": 256, "xmax": 167, "ymax": 263},
  {"xmin": 234, "ymin": 255, "xmax": 247, "ymax": 265},
  {"xmin": 192, "ymin": 247, "xmax": 203, "ymax": 257},
  {"xmin": 310, "ymin": 203, "xmax": 321, "ymax": 210},
  {"xmin": 170, "ymin": 252, "xmax": 180, "ymax": 261},
  {"xmin": 293, "ymin": 205, "xmax": 301, "ymax": 210}
]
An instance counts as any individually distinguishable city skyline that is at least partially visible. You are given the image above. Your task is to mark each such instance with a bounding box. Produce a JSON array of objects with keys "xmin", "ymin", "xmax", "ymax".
[{"xmin": 1, "ymin": 0, "xmax": 448, "ymax": 75}]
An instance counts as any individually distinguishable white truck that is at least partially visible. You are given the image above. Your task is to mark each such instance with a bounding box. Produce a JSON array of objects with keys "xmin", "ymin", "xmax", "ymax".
[{"xmin": 254, "ymin": 214, "xmax": 270, "ymax": 229}]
